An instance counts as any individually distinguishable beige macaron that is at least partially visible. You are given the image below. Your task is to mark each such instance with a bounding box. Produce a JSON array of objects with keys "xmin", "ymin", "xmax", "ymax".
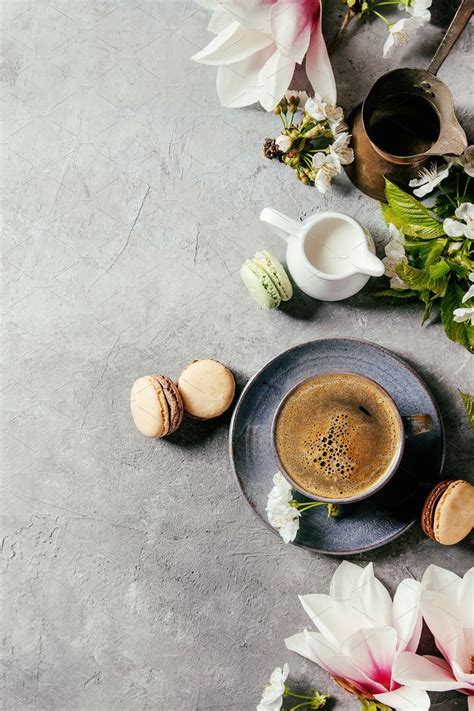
[
  {"xmin": 130, "ymin": 375, "xmax": 183, "ymax": 437},
  {"xmin": 177, "ymin": 359, "xmax": 235, "ymax": 419},
  {"xmin": 422, "ymin": 479, "xmax": 474, "ymax": 545}
]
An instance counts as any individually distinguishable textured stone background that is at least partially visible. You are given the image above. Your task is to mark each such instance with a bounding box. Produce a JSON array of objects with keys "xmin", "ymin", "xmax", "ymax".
[{"xmin": 1, "ymin": 1, "xmax": 473, "ymax": 709}]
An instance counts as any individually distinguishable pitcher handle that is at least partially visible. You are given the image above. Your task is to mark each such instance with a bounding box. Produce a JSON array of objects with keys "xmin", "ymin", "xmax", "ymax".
[{"xmin": 260, "ymin": 208, "xmax": 303, "ymax": 243}]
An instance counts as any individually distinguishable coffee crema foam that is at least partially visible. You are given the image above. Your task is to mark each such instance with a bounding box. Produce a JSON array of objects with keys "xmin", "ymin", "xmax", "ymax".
[{"xmin": 275, "ymin": 373, "xmax": 400, "ymax": 499}]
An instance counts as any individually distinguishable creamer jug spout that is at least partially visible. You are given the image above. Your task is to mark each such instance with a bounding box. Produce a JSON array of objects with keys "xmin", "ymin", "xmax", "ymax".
[
  {"xmin": 259, "ymin": 208, "xmax": 302, "ymax": 246},
  {"xmin": 351, "ymin": 240, "xmax": 385, "ymax": 277}
]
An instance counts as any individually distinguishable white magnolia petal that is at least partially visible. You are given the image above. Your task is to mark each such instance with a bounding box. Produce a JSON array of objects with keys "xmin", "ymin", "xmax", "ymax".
[
  {"xmin": 423, "ymin": 596, "xmax": 466, "ymax": 663},
  {"xmin": 374, "ymin": 686, "xmax": 431, "ymax": 711},
  {"xmin": 393, "ymin": 651, "xmax": 464, "ymax": 691},
  {"xmin": 469, "ymin": 697, "xmax": 474, "ymax": 711},
  {"xmin": 452, "ymin": 660, "xmax": 474, "ymax": 690},
  {"xmin": 329, "ymin": 561, "xmax": 365, "ymax": 602},
  {"xmin": 191, "ymin": 21, "xmax": 273, "ymax": 65},
  {"xmin": 208, "ymin": 5, "xmax": 236, "ymax": 34},
  {"xmin": 342, "ymin": 627, "xmax": 398, "ymax": 690},
  {"xmin": 258, "ymin": 49, "xmax": 295, "ymax": 111},
  {"xmin": 422, "ymin": 565, "xmax": 461, "ymax": 595},
  {"xmin": 349, "ymin": 563, "xmax": 393, "ymax": 627},
  {"xmin": 219, "ymin": 1, "xmax": 272, "ymax": 31},
  {"xmin": 304, "ymin": 3, "xmax": 337, "ymax": 104},
  {"xmin": 215, "ymin": 45, "xmax": 274, "ymax": 107},
  {"xmin": 392, "ymin": 578, "xmax": 422, "ymax": 653},
  {"xmin": 285, "ymin": 630, "xmax": 386, "ymax": 695},
  {"xmin": 443, "ymin": 218, "xmax": 466, "ymax": 237},
  {"xmin": 270, "ymin": 0, "xmax": 314, "ymax": 62},
  {"xmin": 458, "ymin": 569, "xmax": 474, "ymax": 639},
  {"xmin": 298, "ymin": 594, "xmax": 368, "ymax": 646}
]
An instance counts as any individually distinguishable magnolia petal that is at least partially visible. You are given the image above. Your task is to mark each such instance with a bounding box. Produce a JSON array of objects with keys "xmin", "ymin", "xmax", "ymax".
[
  {"xmin": 208, "ymin": 5, "xmax": 236, "ymax": 34},
  {"xmin": 422, "ymin": 564, "xmax": 461, "ymax": 595},
  {"xmin": 329, "ymin": 561, "xmax": 365, "ymax": 602},
  {"xmin": 298, "ymin": 593, "xmax": 368, "ymax": 647},
  {"xmin": 393, "ymin": 651, "xmax": 465, "ymax": 691},
  {"xmin": 218, "ymin": 0, "xmax": 273, "ymax": 32},
  {"xmin": 270, "ymin": 0, "xmax": 314, "ymax": 62},
  {"xmin": 285, "ymin": 630, "xmax": 385, "ymax": 695},
  {"xmin": 191, "ymin": 21, "xmax": 273, "ymax": 65},
  {"xmin": 374, "ymin": 686, "xmax": 431, "ymax": 711},
  {"xmin": 258, "ymin": 49, "xmax": 295, "ymax": 111},
  {"xmin": 341, "ymin": 627, "xmax": 397, "ymax": 691},
  {"xmin": 215, "ymin": 45, "xmax": 274, "ymax": 107},
  {"xmin": 349, "ymin": 563, "xmax": 393, "ymax": 628},
  {"xmin": 421, "ymin": 595, "xmax": 465, "ymax": 664},
  {"xmin": 392, "ymin": 578, "xmax": 422, "ymax": 653},
  {"xmin": 459, "ymin": 569, "xmax": 474, "ymax": 641},
  {"xmin": 304, "ymin": 3, "xmax": 336, "ymax": 104},
  {"xmin": 342, "ymin": 627, "xmax": 398, "ymax": 690},
  {"xmin": 452, "ymin": 660, "xmax": 474, "ymax": 691},
  {"xmin": 469, "ymin": 698, "xmax": 474, "ymax": 711}
]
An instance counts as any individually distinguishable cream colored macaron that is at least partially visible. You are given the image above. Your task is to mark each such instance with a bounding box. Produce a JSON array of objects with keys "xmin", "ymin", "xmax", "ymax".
[
  {"xmin": 432, "ymin": 480, "xmax": 474, "ymax": 545},
  {"xmin": 177, "ymin": 359, "xmax": 235, "ymax": 419},
  {"xmin": 130, "ymin": 375, "xmax": 183, "ymax": 437}
]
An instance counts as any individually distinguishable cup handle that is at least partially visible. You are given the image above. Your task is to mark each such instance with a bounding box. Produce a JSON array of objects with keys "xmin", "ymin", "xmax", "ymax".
[
  {"xmin": 260, "ymin": 207, "xmax": 302, "ymax": 243},
  {"xmin": 402, "ymin": 414, "xmax": 433, "ymax": 437}
]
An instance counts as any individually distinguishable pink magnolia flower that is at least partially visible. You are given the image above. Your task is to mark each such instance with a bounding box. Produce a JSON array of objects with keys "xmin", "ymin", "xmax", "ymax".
[
  {"xmin": 393, "ymin": 565, "xmax": 474, "ymax": 710},
  {"xmin": 285, "ymin": 561, "xmax": 430, "ymax": 710},
  {"xmin": 192, "ymin": 0, "xmax": 336, "ymax": 110}
]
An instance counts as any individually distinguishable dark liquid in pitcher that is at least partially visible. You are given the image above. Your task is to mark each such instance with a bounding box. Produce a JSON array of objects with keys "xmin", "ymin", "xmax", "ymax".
[{"xmin": 368, "ymin": 93, "xmax": 440, "ymax": 156}]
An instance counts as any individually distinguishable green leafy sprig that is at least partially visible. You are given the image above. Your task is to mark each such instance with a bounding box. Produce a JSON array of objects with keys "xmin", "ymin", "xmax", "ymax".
[
  {"xmin": 459, "ymin": 390, "xmax": 474, "ymax": 428},
  {"xmin": 376, "ymin": 171, "xmax": 474, "ymax": 353}
]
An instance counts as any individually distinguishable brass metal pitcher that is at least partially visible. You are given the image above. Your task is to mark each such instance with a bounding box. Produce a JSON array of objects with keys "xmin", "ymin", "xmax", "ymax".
[{"xmin": 345, "ymin": 0, "xmax": 472, "ymax": 201}]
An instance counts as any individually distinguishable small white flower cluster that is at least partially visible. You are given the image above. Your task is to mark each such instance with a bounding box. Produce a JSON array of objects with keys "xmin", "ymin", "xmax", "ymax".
[
  {"xmin": 382, "ymin": 224, "xmax": 408, "ymax": 290},
  {"xmin": 266, "ymin": 472, "xmax": 300, "ymax": 544},
  {"xmin": 257, "ymin": 663, "xmax": 288, "ymax": 711},
  {"xmin": 383, "ymin": 0, "xmax": 432, "ymax": 57},
  {"xmin": 453, "ymin": 271, "xmax": 474, "ymax": 326},
  {"xmin": 408, "ymin": 146, "xmax": 474, "ymax": 198},
  {"xmin": 306, "ymin": 95, "xmax": 354, "ymax": 194}
]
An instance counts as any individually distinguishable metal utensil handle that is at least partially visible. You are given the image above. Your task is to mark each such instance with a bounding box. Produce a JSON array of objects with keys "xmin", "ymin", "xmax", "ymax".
[{"xmin": 428, "ymin": 0, "xmax": 474, "ymax": 75}]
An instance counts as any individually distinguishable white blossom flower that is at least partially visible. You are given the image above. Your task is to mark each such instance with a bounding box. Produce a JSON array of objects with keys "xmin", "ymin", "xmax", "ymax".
[
  {"xmin": 383, "ymin": 16, "xmax": 424, "ymax": 57},
  {"xmin": 453, "ymin": 307, "xmax": 474, "ymax": 325},
  {"xmin": 390, "ymin": 274, "xmax": 409, "ymax": 290},
  {"xmin": 393, "ymin": 566, "xmax": 474, "ymax": 704},
  {"xmin": 275, "ymin": 134, "xmax": 292, "ymax": 153},
  {"xmin": 192, "ymin": 1, "xmax": 336, "ymax": 111},
  {"xmin": 383, "ymin": 225, "xmax": 408, "ymax": 289},
  {"xmin": 257, "ymin": 663, "xmax": 289, "ymax": 711},
  {"xmin": 443, "ymin": 203, "xmax": 474, "ymax": 240},
  {"xmin": 305, "ymin": 94, "xmax": 327, "ymax": 121},
  {"xmin": 284, "ymin": 90, "xmax": 310, "ymax": 108},
  {"xmin": 406, "ymin": 0, "xmax": 432, "ymax": 22},
  {"xmin": 285, "ymin": 561, "xmax": 430, "ymax": 710},
  {"xmin": 462, "ymin": 272, "xmax": 474, "ymax": 302},
  {"xmin": 329, "ymin": 132, "xmax": 354, "ymax": 169},
  {"xmin": 409, "ymin": 162, "xmax": 450, "ymax": 197},
  {"xmin": 312, "ymin": 152, "xmax": 340, "ymax": 194},
  {"xmin": 266, "ymin": 472, "xmax": 300, "ymax": 544}
]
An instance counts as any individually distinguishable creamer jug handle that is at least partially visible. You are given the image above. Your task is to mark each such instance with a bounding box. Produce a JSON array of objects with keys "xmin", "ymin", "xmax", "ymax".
[{"xmin": 260, "ymin": 208, "xmax": 302, "ymax": 243}]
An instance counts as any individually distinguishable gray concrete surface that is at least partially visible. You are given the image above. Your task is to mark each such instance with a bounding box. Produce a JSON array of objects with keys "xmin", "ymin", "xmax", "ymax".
[{"xmin": 1, "ymin": 1, "xmax": 473, "ymax": 709}]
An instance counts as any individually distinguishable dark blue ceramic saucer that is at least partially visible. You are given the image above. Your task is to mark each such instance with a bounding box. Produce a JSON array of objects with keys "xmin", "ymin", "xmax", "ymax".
[{"xmin": 229, "ymin": 338, "xmax": 444, "ymax": 555}]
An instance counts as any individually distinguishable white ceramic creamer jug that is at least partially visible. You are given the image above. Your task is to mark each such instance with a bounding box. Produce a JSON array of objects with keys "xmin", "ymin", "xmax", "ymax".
[{"xmin": 260, "ymin": 208, "xmax": 385, "ymax": 301}]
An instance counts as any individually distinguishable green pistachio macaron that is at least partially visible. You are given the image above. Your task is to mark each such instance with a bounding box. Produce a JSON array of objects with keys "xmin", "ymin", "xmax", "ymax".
[
  {"xmin": 240, "ymin": 250, "xmax": 293, "ymax": 310},
  {"xmin": 254, "ymin": 250, "xmax": 293, "ymax": 301}
]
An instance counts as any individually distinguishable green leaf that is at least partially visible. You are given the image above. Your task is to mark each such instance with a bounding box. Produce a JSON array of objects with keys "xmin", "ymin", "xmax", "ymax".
[
  {"xmin": 374, "ymin": 288, "xmax": 418, "ymax": 299},
  {"xmin": 428, "ymin": 258, "xmax": 451, "ymax": 280},
  {"xmin": 440, "ymin": 280, "xmax": 474, "ymax": 353},
  {"xmin": 396, "ymin": 262, "xmax": 449, "ymax": 297},
  {"xmin": 384, "ymin": 179, "xmax": 445, "ymax": 238},
  {"xmin": 459, "ymin": 390, "xmax": 474, "ymax": 428}
]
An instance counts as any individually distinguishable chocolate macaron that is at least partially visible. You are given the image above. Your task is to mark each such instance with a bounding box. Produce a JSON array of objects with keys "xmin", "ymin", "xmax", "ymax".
[
  {"xmin": 131, "ymin": 375, "xmax": 183, "ymax": 437},
  {"xmin": 177, "ymin": 359, "xmax": 235, "ymax": 419},
  {"xmin": 422, "ymin": 479, "xmax": 474, "ymax": 545}
]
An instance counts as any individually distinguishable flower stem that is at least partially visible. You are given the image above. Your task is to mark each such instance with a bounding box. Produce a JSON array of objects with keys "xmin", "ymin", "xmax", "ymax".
[
  {"xmin": 438, "ymin": 184, "xmax": 457, "ymax": 208},
  {"xmin": 463, "ymin": 175, "xmax": 471, "ymax": 197},
  {"xmin": 329, "ymin": 8, "xmax": 355, "ymax": 54},
  {"xmin": 372, "ymin": 9, "xmax": 391, "ymax": 25}
]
